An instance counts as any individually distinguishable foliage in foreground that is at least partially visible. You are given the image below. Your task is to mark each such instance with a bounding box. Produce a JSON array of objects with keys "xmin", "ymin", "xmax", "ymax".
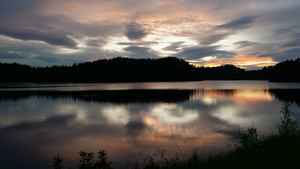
[
  {"xmin": 54, "ymin": 102, "xmax": 300, "ymax": 169},
  {"xmin": 53, "ymin": 150, "xmax": 112, "ymax": 169}
]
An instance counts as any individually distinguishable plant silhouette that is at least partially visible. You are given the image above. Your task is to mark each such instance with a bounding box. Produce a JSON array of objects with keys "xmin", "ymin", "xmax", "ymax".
[
  {"xmin": 277, "ymin": 102, "xmax": 299, "ymax": 136},
  {"xmin": 53, "ymin": 150, "xmax": 112, "ymax": 169}
]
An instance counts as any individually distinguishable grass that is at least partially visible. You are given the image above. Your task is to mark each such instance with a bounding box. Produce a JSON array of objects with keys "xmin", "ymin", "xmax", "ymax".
[{"xmin": 53, "ymin": 102, "xmax": 300, "ymax": 169}]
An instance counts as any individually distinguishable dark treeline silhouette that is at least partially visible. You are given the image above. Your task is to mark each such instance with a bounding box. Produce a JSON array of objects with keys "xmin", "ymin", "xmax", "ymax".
[
  {"xmin": 198, "ymin": 64, "xmax": 246, "ymax": 80},
  {"xmin": 0, "ymin": 57, "xmax": 300, "ymax": 83},
  {"xmin": 0, "ymin": 57, "xmax": 199, "ymax": 83},
  {"xmin": 260, "ymin": 58, "xmax": 300, "ymax": 82}
]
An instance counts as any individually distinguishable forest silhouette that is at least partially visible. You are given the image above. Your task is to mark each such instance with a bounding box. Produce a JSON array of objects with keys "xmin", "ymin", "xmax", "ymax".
[{"xmin": 0, "ymin": 57, "xmax": 300, "ymax": 83}]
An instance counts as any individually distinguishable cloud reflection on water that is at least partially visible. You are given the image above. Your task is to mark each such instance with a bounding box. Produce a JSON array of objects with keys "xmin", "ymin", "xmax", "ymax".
[{"xmin": 0, "ymin": 87, "xmax": 300, "ymax": 169}]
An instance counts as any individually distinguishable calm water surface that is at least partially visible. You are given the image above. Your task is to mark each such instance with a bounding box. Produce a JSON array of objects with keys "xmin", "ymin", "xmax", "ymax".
[{"xmin": 1, "ymin": 81, "xmax": 300, "ymax": 169}]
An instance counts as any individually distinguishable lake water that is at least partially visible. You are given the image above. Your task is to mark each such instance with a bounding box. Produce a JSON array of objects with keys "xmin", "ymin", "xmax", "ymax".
[{"xmin": 1, "ymin": 81, "xmax": 300, "ymax": 169}]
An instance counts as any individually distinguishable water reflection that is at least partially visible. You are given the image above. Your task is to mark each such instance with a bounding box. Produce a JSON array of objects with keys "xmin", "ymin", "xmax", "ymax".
[
  {"xmin": 0, "ymin": 90, "xmax": 192, "ymax": 103},
  {"xmin": 0, "ymin": 87, "xmax": 300, "ymax": 169},
  {"xmin": 269, "ymin": 89, "xmax": 300, "ymax": 105}
]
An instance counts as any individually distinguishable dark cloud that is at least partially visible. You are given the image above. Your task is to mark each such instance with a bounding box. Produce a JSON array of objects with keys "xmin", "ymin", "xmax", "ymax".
[
  {"xmin": 0, "ymin": 49, "xmax": 26, "ymax": 59},
  {"xmin": 273, "ymin": 26, "xmax": 300, "ymax": 35},
  {"xmin": 258, "ymin": 47, "xmax": 300, "ymax": 61},
  {"xmin": 282, "ymin": 33, "xmax": 300, "ymax": 47},
  {"xmin": 67, "ymin": 22, "xmax": 122, "ymax": 38},
  {"xmin": 175, "ymin": 46, "xmax": 236, "ymax": 60},
  {"xmin": 272, "ymin": 26, "xmax": 300, "ymax": 48},
  {"xmin": 215, "ymin": 16, "xmax": 258, "ymax": 30},
  {"xmin": 199, "ymin": 33, "xmax": 230, "ymax": 45},
  {"xmin": 162, "ymin": 41, "xmax": 185, "ymax": 51},
  {"xmin": 261, "ymin": 4, "xmax": 300, "ymax": 27},
  {"xmin": 234, "ymin": 41, "xmax": 260, "ymax": 48},
  {"xmin": 248, "ymin": 52, "xmax": 261, "ymax": 56},
  {"xmin": 0, "ymin": 0, "xmax": 122, "ymax": 49},
  {"xmin": 198, "ymin": 16, "xmax": 259, "ymax": 46},
  {"xmin": 0, "ymin": 6, "xmax": 123, "ymax": 65},
  {"xmin": 0, "ymin": 41, "xmax": 86, "ymax": 66},
  {"xmin": 0, "ymin": 0, "xmax": 41, "ymax": 18},
  {"xmin": 117, "ymin": 42, "xmax": 158, "ymax": 46},
  {"xmin": 125, "ymin": 22, "xmax": 148, "ymax": 40},
  {"xmin": 0, "ymin": 1, "xmax": 77, "ymax": 49},
  {"xmin": 0, "ymin": 27, "xmax": 77, "ymax": 49},
  {"xmin": 124, "ymin": 46, "xmax": 159, "ymax": 58},
  {"xmin": 124, "ymin": 46, "xmax": 149, "ymax": 53},
  {"xmin": 86, "ymin": 39, "xmax": 106, "ymax": 47}
]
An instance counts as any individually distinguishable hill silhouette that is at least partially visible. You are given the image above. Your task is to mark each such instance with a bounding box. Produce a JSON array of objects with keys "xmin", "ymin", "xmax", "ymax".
[
  {"xmin": 0, "ymin": 57, "xmax": 299, "ymax": 83},
  {"xmin": 261, "ymin": 58, "xmax": 300, "ymax": 82},
  {"xmin": 198, "ymin": 64, "xmax": 246, "ymax": 80},
  {"xmin": 0, "ymin": 57, "xmax": 200, "ymax": 83}
]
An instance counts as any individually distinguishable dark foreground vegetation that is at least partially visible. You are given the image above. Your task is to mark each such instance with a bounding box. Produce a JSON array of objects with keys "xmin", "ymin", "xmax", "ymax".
[
  {"xmin": 1, "ymin": 57, "xmax": 300, "ymax": 83},
  {"xmin": 53, "ymin": 102, "xmax": 300, "ymax": 169}
]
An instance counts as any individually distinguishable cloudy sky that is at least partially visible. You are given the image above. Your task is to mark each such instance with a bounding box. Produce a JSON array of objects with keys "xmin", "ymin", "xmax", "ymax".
[{"xmin": 0, "ymin": 0, "xmax": 300, "ymax": 69}]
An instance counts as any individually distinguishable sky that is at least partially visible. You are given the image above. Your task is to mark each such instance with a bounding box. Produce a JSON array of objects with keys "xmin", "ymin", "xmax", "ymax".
[{"xmin": 0, "ymin": 0, "xmax": 300, "ymax": 70}]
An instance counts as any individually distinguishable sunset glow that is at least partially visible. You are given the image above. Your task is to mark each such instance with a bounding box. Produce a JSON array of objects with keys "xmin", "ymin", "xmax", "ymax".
[
  {"xmin": 202, "ymin": 89, "xmax": 273, "ymax": 102},
  {"xmin": 0, "ymin": 0, "xmax": 300, "ymax": 69}
]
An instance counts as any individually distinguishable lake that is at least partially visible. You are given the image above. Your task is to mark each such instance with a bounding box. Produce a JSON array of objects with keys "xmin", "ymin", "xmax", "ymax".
[{"xmin": 1, "ymin": 81, "xmax": 300, "ymax": 169}]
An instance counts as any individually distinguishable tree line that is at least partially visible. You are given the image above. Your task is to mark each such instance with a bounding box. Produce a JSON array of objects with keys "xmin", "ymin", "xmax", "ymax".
[
  {"xmin": 0, "ymin": 57, "xmax": 299, "ymax": 83},
  {"xmin": 261, "ymin": 58, "xmax": 300, "ymax": 82}
]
